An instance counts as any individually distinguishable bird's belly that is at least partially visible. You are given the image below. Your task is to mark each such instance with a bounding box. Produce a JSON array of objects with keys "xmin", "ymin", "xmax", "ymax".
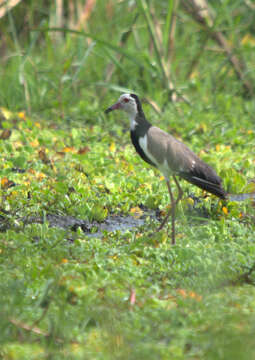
[{"xmin": 157, "ymin": 159, "xmax": 173, "ymax": 179}]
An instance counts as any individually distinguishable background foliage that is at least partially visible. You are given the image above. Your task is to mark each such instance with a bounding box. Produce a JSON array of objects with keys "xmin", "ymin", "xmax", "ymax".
[{"xmin": 0, "ymin": 0, "xmax": 255, "ymax": 359}]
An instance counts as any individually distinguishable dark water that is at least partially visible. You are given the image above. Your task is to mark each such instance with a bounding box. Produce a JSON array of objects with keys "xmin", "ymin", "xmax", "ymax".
[{"xmin": 22, "ymin": 212, "xmax": 156, "ymax": 237}]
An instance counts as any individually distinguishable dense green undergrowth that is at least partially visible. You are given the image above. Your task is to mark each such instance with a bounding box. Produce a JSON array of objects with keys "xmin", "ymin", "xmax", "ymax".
[
  {"xmin": 1, "ymin": 1, "xmax": 255, "ymax": 359},
  {"xmin": 0, "ymin": 93, "xmax": 255, "ymax": 359}
]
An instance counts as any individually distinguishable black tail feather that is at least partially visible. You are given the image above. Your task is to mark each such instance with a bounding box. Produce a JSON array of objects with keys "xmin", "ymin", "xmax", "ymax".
[
  {"xmin": 180, "ymin": 173, "xmax": 227, "ymax": 199},
  {"xmin": 180, "ymin": 172, "xmax": 255, "ymax": 202}
]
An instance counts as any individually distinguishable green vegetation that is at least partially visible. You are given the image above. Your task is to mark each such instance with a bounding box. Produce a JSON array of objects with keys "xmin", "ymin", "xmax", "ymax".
[{"xmin": 0, "ymin": 1, "xmax": 255, "ymax": 359}]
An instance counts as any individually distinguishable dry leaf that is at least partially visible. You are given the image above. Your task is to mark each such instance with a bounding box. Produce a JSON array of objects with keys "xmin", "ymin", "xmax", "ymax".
[
  {"xmin": 109, "ymin": 142, "xmax": 116, "ymax": 152},
  {"xmin": 177, "ymin": 288, "xmax": 202, "ymax": 301},
  {"xmin": 187, "ymin": 197, "xmax": 194, "ymax": 206},
  {"xmin": 188, "ymin": 291, "xmax": 202, "ymax": 301},
  {"xmin": 38, "ymin": 149, "xmax": 50, "ymax": 164},
  {"xmin": 56, "ymin": 151, "xmax": 66, "ymax": 157},
  {"xmin": 0, "ymin": 107, "xmax": 12, "ymax": 120},
  {"xmin": 77, "ymin": 146, "xmax": 90, "ymax": 155},
  {"xmin": 241, "ymin": 34, "xmax": 255, "ymax": 47},
  {"xmin": 0, "ymin": 129, "xmax": 12, "ymax": 140},
  {"xmin": 176, "ymin": 288, "xmax": 187, "ymax": 298},
  {"xmin": 130, "ymin": 206, "xmax": 143, "ymax": 218},
  {"xmin": 222, "ymin": 206, "xmax": 228, "ymax": 215},
  {"xmin": 62, "ymin": 146, "xmax": 75, "ymax": 153},
  {"xmin": 18, "ymin": 111, "xmax": 26, "ymax": 120},
  {"xmin": 30, "ymin": 139, "xmax": 39, "ymax": 147},
  {"xmin": 1, "ymin": 177, "xmax": 15, "ymax": 189},
  {"xmin": 36, "ymin": 172, "xmax": 46, "ymax": 181}
]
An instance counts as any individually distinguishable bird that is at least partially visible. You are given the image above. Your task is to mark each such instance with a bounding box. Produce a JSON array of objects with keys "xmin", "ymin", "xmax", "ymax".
[{"xmin": 104, "ymin": 93, "xmax": 247, "ymax": 244}]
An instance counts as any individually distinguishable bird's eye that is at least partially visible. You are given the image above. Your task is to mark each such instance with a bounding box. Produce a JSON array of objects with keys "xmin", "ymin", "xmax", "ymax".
[{"xmin": 123, "ymin": 98, "xmax": 129, "ymax": 103}]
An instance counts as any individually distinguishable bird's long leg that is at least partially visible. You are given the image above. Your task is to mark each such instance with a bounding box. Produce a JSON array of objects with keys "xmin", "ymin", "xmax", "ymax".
[
  {"xmin": 156, "ymin": 179, "xmax": 176, "ymax": 245},
  {"xmin": 173, "ymin": 175, "xmax": 183, "ymax": 206},
  {"xmin": 168, "ymin": 180, "xmax": 176, "ymax": 245}
]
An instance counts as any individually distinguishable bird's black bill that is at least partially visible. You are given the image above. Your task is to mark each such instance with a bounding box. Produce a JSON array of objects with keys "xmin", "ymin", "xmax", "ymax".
[
  {"xmin": 105, "ymin": 102, "xmax": 121, "ymax": 114},
  {"xmin": 105, "ymin": 107, "xmax": 113, "ymax": 114}
]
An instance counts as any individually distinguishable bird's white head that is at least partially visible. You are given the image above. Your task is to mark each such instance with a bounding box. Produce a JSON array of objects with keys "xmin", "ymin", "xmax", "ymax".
[{"xmin": 105, "ymin": 93, "xmax": 138, "ymax": 118}]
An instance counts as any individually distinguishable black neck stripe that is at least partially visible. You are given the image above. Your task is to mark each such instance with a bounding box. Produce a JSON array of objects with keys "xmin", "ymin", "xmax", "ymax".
[{"xmin": 130, "ymin": 94, "xmax": 143, "ymax": 113}]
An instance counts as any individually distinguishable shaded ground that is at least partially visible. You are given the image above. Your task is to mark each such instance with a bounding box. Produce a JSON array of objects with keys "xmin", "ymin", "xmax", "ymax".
[
  {"xmin": 2, "ymin": 194, "xmax": 252, "ymax": 237},
  {"xmin": 24, "ymin": 212, "xmax": 156, "ymax": 237},
  {"xmin": 0, "ymin": 198, "xmax": 213, "ymax": 236}
]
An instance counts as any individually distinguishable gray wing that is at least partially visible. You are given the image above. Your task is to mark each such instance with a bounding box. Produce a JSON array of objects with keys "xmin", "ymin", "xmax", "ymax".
[{"xmin": 147, "ymin": 127, "xmax": 226, "ymax": 199}]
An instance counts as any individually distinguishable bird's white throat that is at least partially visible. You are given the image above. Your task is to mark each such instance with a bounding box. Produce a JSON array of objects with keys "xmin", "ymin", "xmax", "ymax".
[{"xmin": 129, "ymin": 114, "xmax": 138, "ymax": 131}]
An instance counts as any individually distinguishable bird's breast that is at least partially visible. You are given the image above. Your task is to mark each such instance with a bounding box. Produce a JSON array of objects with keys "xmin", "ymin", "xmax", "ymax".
[
  {"xmin": 138, "ymin": 135, "xmax": 157, "ymax": 164},
  {"xmin": 138, "ymin": 134, "xmax": 172, "ymax": 179}
]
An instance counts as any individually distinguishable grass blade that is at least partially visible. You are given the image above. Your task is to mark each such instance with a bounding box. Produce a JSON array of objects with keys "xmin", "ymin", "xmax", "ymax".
[
  {"xmin": 163, "ymin": 0, "xmax": 175, "ymax": 59},
  {"xmin": 72, "ymin": 41, "xmax": 96, "ymax": 85},
  {"xmin": 33, "ymin": 27, "xmax": 158, "ymax": 74},
  {"xmin": 136, "ymin": 0, "xmax": 168, "ymax": 86},
  {"xmin": 94, "ymin": 82, "xmax": 135, "ymax": 94}
]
